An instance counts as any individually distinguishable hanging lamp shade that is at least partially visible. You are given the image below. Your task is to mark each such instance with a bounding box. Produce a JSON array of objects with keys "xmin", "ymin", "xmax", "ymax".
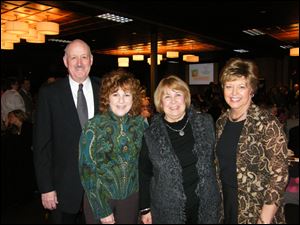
[
  {"xmin": 118, "ymin": 57, "xmax": 129, "ymax": 67},
  {"xmin": 147, "ymin": 58, "xmax": 161, "ymax": 65},
  {"xmin": 157, "ymin": 54, "xmax": 163, "ymax": 61},
  {"xmin": 183, "ymin": 54, "xmax": 199, "ymax": 62},
  {"xmin": 5, "ymin": 21, "xmax": 29, "ymax": 34},
  {"xmin": 290, "ymin": 47, "xmax": 299, "ymax": 57},
  {"xmin": 2, "ymin": 32, "xmax": 20, "ymax": 43},
  {"xmin": 132, "ymin": 54, "xmax": 144, "ymax": 61},
  {"xmin": 36, "ymin": 21, "xmax": 59, "ymax": 35},
  {"xmin": 20, "ymin": 28, "xmax": 38, "ymax": 40},
  {"xmin": 166, "ymin": 51, "xmax": 179, "ymax": 58},
  {"xmin": 26, "ymin": 33, "xmax": 45, "ymax": 43},
  {"xmin": 1, "ymin": 41, "xmax": 14, "ymax": 50},
  {"xmin": 183, "ymin": 54, "xmax": 193, "ymax": 61}
]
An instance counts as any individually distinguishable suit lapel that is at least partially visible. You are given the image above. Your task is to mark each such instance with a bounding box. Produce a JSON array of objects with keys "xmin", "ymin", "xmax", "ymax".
[
  {"xmin": 59, "ymin": 77, "xmax": 82, "ymax": 128},
  {"xmin": 91, "ymin": 77, "xmax": 100, "ymax": 115}
]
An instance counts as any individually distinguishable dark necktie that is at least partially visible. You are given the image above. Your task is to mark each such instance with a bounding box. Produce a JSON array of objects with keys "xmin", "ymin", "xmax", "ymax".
[{"xmin": 77, "ymin": 83, "xmax": 88, "ymax": 128}]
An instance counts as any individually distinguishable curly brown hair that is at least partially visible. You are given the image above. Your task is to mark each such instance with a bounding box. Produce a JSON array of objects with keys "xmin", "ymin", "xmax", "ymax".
[{"xmin": 99, "ymin": 69, "xmax": 145, "ymax": 116}]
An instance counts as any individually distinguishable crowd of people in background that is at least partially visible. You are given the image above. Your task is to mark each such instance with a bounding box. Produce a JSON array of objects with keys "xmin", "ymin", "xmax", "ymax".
[{"xmin": 1, "ymin": 40, "xmax": 299, "ymax": 224}]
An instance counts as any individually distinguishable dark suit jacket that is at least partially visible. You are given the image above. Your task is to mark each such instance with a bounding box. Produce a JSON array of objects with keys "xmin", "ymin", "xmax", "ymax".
[{"xmin": 33, "ymin": 76, "xmax": 100, "ymax": 213}]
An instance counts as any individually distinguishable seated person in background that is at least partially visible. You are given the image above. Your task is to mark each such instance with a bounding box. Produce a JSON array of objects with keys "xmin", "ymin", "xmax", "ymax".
[{"xmin": 5, "ymin": 109, "xmax": 32, "ymax": 136}]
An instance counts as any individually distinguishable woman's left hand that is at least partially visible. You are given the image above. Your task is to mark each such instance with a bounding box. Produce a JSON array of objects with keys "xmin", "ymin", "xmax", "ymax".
[{"xmin": 100, "ymin": 213, "xmax": 115, "ymax": 224}]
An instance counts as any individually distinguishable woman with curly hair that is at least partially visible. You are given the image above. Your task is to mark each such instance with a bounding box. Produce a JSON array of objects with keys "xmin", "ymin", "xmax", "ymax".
[{"xmin": 79, "ymin": 69, "xmax": 148, "ymax": 224}]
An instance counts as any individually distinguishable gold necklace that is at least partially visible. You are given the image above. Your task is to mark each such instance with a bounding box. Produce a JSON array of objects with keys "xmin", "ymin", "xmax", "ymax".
[{"xmin": 229, "ymin": 111, "xmax": 246, "ymax": 122}]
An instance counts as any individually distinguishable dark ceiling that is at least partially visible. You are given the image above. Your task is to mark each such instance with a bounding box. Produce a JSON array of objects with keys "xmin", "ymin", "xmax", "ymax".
[{"xmin": 1, "ymin": 0, "xmax": 299, "ymax": 57}]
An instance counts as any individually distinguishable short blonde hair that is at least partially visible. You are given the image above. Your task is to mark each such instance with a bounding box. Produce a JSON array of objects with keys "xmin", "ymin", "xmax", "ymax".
[
  {"xmin": 154, "ymin": 75, "xmax": 191, "ymax": 113},
  {"xmin": 219, "ymin": 58, "xmax": 259, "ymax": 94}
]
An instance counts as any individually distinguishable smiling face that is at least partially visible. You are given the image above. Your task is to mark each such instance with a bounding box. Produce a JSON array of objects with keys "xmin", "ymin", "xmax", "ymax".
[
  {"xmin": 63, "ymin": 40, "xmax": 93, "ymax": 83},
  {"xmin": 109, "ymin": 87, "xmax": 133, "ymax": 117},
  {"xmin": 161, "ymin": 87, "xmax": 186, "ymax": 122},
  {"xmin": 223, "ymin": 76, "xmax": 253, "ymax": 113}
]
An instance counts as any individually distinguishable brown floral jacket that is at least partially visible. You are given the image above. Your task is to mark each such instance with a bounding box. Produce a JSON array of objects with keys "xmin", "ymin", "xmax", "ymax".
[{"xmin": 215, "ymin": 103, "xmax": 289, "ymax": 224}]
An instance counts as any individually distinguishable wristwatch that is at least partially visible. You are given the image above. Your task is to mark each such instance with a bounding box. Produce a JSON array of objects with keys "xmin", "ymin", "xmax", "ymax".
[{"xmin": 140, "ymin": 208, "xmax": 151, "ymax": 215}]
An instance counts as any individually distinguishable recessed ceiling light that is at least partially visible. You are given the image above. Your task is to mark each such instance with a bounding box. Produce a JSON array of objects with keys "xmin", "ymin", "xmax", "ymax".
[
  {"xmin": 242, "ymin": 29, "xmax": 265, "ymax": 36},
  {"xmin": 48, "ymin": 39, "xmax": 71, "ymax": 43},
  {"xmin": 280, "ymin": 45, "xmax": 293, "ymax": 49},
  {"xmin": 96, "ymin": 13, "xmax": 133, "ymax": 23},
  {"xmin": 233, "ymin": 49, "xmax": 249, "ymax": 53}
]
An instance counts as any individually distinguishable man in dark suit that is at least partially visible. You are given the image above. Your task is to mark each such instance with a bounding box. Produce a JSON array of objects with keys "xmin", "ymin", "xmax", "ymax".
[{"xmin": 33, "ymin": 39, "xmax": 100, "ymax": 223}]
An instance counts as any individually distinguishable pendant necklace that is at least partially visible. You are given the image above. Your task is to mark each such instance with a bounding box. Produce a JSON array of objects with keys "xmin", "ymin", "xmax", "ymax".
[{"xmin": 165, "ymin": 117, "xmax": 189, "ymax": 136}]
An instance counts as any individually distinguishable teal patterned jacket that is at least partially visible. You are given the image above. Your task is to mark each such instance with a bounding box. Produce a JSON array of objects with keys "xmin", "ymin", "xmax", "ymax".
[{"xmin": 79, "ymin": 111, "xmax": 147, "ymax": 220}]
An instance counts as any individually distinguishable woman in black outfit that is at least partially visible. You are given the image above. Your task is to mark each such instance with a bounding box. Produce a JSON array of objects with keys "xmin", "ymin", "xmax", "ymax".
[{"xmin": 139, "ymin": 75, "xmax": 221, "ymax": 224}]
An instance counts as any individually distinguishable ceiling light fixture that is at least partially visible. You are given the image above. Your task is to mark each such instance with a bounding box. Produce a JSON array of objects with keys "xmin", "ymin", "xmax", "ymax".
[
  {"xmin": 166, "ymin": 51, "xmax": 179, "ymax": 58},
  {"xmin": 118, "ymin": 57, "xmax": 129, "ymax": 67},
  {"xmin": 132, "ymin": 54, "xmax": 144, "ymax": 61},
  {"xmin": 242, "ymin": 29, "xmax": 265, "ymax": 36},
  {"xmin": 147, "ymin": 58, "xmax": 161, "ymax": 65},
  {"xmin": 183, "ymin": 54, "xmax": 194, "ymax": 61},
  {"xmin": 2, "ymin": 32, "xmax": 20, "ymax": 43},
  {"xmin": 233, "ymin": 49, "xmax": 249, "ymax": 53},
  {"xmin": 1, "ymin": 41, "xmax": 14, "ymax": 50},
  {"xmin": 20, "ymin": 28, "xmax": 38, "ymax": 40},
  {"xmin": 183, "ymin": 55, "xmax": 199, "ymax": 62},
  {"xmin": 48, "ymin": 39, "xmax": 71, "ymax": 43},
  {"xmin": 157, "ymin": 54, "xmax": 163, "ymax": 61},
  {"xmin": 97, "ymin": 13, "xmax": 133, "ymax": 23},
  {"xmin": 5, "ymin": 21, "xmax": 29, "ymax": 35},
  {"xmin": 290, "ymin": 47, "xmax": 299, "ymax": 56},
  {"xmin": 280, "ymin": 45, "xmax": 293, "ymax": 49},
  {"xmin": 36, "ymin": 21, "xmax": 59, "ymax": 35},
  {"xmin": 26, "ymin": 33, "xmax": 46, "ymax": 43}
]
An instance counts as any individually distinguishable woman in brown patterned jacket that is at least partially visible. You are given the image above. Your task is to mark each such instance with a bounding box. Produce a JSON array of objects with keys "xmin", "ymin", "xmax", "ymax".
[{"xmin": 215, "ymin": 58, "xmax": 289, "ymax": 224}]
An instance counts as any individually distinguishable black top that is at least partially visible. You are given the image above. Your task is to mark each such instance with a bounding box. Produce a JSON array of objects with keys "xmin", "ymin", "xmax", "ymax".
[
  {"xmin": 216, "ymin": 119, "xmax": 245, "ymax": 224},
  {"xmin": 164, "ymin": 114, "xmax": 198, "ymax": 211},
  {"xmin": 216, "ymin": 119, "xmax": 245, "ymax": 187},
  {"xmin": 139, "ymin": 113, "xmax": 198, "ymax": 211}
]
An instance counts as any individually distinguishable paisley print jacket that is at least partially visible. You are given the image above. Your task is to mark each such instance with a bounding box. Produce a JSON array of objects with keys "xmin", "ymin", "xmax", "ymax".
[
  {"xmin": 215, "ymin": 103, "xmax": 289, "ymax": 224},
  {"xmin": 79, "ymin": 111, "xmax": 147, "ymax": 220}
]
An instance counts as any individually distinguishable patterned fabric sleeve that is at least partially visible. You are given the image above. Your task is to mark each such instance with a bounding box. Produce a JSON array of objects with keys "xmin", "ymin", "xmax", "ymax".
[
  {"xmin": 79, "ymin": 120, "xmax": 112, "ymax": 220},
  {"xmin": 263, "ymin": 119, "xmax": 289, "ymax": 206}
]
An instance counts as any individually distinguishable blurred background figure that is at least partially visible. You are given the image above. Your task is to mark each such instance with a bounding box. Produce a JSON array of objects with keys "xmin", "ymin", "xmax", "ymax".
[
  {"xmin": 19, "ymin": 77, "xmax": 34, "ymax": 123},
  {"xmin": 1, "ymin": 77, "xmax": 25, "ymax": 127},
  {"xmin": 1, "ymin": 109, "xmax": 35, "ymax": 211},
  {"xmin": 140, "ymin": 96, "xmax": 154, "ymax": 123}
]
